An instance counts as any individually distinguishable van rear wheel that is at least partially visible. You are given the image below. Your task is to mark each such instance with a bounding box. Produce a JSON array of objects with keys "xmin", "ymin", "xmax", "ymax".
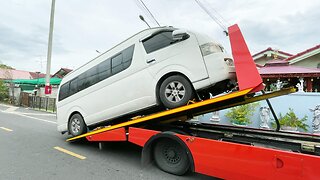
[
  {"xmin": 68, "ymin": 113, "xmax": 87, "ymax": 137},
  {"xmin": 159, "ymin": 75, "xmax": 194, "ymax": 109}
]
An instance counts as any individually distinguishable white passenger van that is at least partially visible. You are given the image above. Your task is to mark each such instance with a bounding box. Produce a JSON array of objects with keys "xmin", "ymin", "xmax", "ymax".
[{"xmin": 57, "ymin": 26, "xmax": 235, "ymax": 136}]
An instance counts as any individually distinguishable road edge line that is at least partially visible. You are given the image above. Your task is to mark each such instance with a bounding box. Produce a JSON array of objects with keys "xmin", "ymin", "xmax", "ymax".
[{"xmin": 2, "ymin": 111, "xmax": 57, "ymax": 124}]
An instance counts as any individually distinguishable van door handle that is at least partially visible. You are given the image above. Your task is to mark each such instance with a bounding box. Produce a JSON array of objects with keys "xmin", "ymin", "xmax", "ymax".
[{"xmin": 147, "ymin": 59, "xmax": 156, "ymax": 63}]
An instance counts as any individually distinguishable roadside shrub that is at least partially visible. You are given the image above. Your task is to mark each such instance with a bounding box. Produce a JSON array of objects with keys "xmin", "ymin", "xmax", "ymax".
[
  {"xmin": 225, "ymin": 103, "xmax": 259, "ymax": 126},
  {"xmin": 0, "ymin": 80, "xmax": 9, "ymax": 102}
]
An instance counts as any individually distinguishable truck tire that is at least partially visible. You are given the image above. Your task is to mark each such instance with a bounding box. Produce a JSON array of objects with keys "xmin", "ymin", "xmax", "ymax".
[
  {"xmin": 68, "ymin": 113, "xmax": 87, "ymax": 137},
  {"xmin": 159, "ymin": 75, "xmax": 194, "ymax": 109},
  {"xmin": 154, "ymin": 138, "xmax": 190, "ymax": 175}
]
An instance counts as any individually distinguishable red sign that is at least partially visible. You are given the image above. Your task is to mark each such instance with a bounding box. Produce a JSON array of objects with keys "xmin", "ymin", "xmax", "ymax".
[{"xmin": 45, "ymin": 85, "xmax": 52, "ymax": 95}]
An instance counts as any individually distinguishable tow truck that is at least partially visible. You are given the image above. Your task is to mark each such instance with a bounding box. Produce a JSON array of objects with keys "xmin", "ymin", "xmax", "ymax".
[{"xmin": 66, "ymin": 24, "xmax": 320, "ymax": 179}]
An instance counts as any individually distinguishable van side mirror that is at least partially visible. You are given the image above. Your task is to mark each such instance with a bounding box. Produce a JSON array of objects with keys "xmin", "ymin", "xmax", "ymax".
[{"xmin": 172, "ymin": 30, "xmax": 189, "ymax": 41}]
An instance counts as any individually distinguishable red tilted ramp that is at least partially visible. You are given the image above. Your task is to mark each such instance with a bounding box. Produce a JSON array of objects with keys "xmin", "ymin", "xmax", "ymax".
[{"xmin": 228, "ymin": 24, "xmax": 264, "ymax": 93}]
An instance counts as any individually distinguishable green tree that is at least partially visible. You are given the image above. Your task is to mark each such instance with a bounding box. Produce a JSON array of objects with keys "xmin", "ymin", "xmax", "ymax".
[
  {"xmin": 225, "ymin": 103, "xmax": 259, "ymax": 125},
  {"xmin": 272, "ymin": 108, "xmax": 309, "ymax": 132},
  {"xmin": 0, "ymin": 80, "xmax": 9, "ymax": 102},
  {"xmin": 0, "ymin": 64, "xmax": 14, "ymax": 70}
]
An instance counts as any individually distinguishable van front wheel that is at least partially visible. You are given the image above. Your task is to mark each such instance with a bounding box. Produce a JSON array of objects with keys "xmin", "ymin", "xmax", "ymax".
[
  {"xmin": 68, "ymin": 113, "xmax": 87, "ymax": 137},
  {"xmin": 159, "ymin": 75, "xmax": 194, "ymax": 109}
]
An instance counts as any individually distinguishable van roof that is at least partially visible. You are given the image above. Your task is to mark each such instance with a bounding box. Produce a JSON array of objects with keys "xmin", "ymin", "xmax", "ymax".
[{"xmin": 64, "ymin": 26, "xmax": 176, "ymax": 78}]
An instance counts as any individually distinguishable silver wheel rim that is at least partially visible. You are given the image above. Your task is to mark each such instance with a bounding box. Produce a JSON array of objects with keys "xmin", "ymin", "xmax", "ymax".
[
  {"xmin": 71, "ymin": 118, "xmax": 81, "ymax": 133},
  {"xmin": 164, "ymin": 81, "xmax": 186, "ymax": 103}
]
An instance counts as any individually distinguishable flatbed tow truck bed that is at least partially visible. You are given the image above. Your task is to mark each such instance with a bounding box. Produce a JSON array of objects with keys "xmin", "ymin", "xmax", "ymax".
[{"xmin": 65, "ymin": 24, "xmax": 320, "ymax": 179}]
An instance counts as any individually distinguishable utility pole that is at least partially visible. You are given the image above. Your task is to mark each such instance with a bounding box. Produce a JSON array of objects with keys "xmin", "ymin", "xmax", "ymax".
[{"xmin": 45, "ymin": 0, "xmax": 56, "ymax": 95}]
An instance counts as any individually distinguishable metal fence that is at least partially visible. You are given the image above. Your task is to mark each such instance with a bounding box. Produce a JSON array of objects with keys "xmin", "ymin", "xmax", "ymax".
[
  {"xmin": 28, "ymin": 96, "xmax": 56, "ymax": 112},
  {"xmin": 19, "ymin": 92, "xmax": 56, "ymax": 112}
]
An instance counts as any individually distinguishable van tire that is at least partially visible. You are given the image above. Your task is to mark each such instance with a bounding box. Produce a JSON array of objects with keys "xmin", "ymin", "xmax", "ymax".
[
  {"xmin": 68, "ymin": 113, "xmax": 87, "ymax": 137},
  {"xmin": 159, "ymin": 75, "xmax": 194, "ymax": 109}
]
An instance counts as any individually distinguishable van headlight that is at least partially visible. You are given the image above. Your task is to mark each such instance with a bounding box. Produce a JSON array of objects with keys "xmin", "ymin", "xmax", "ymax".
[
  {"xmin": 224, "ymin": 58, "xmax": 234, "ymax": 66},
  {"xmin": 200, "ymin": 43, "xmax": 223, "ymax": 56}
]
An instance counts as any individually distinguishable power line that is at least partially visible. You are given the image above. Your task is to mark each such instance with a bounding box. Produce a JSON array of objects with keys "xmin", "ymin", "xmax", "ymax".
[
  {"xmin": 202, "ymin": 0, "xmax": 229, "ymax": 25},
  {"xmin": 136, "ymin": 0, "xmax": 161, "ymax": 27},
  {"xmin": 194, "ymin": 0, "xmax": 228, "ymax": 36},
  {"xmin": 139, "ymin": 0, "xmax": 160, "ymax": 26},
  {"xmin": 133, "ymin": 0, "xmax": 148, "ymax": 16},
  {"xmin": 133, "ymin": 0, "xmax": 154, "ymax": 26}
]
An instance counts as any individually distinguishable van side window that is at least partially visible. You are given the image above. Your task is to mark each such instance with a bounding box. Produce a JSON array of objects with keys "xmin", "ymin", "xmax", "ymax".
[
  {"xmin": 87, "ymin": 66, "xmax": 99, "ymax": 86},
  {"xmin": 77, "ymin": 73, "xmax": 88, "ymax": 91},
  {"xmin": 122, "ymin": 45, "xmax": 134, "ymax": 69},
  {"xmin": 76, "ymin": 66, "xmax": 99, "ymax": 91},
  {"xmin": 98, "ymin": 59, "xmax": 111, "ymax": 81},
  {"xmin": 111, "ymin": 44, "xmax": 135, "ymax": 74},
  {"xmin": 58, "ymin": 44, "xmax": 135, "ymax": 101},
  {"xmin": 58, "ymin": 82, "xmax": 70, "ymax": 101},
  {"xmin": 142, "ymin": 31, "xmax": 173, "ymax": 54},
  {"xmin": 111, "ymin": 53, "xmax": 123, "ymax": 74},
  {"xmin": 69, "ymin": 78, "xmax": 78, "ymax": 96}
]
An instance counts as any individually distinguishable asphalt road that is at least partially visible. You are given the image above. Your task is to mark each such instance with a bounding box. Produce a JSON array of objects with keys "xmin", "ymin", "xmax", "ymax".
[{"xmin": 0, "ymin": 104, "xmax": 214, "ymax": 180}]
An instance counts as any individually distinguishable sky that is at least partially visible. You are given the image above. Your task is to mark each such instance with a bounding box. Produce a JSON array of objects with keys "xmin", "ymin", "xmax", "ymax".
[{"xmin": 0, "ymin": 0, "xmax": 319, "ymax": 73}]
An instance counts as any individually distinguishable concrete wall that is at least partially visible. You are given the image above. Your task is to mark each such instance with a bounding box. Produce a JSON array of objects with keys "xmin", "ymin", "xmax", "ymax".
[
  {"xmin": 198, "ymin": 92, "xmax": 320, "ymax": 133},
  {"xmin": 8, "ymin": 87, "xmax": 21, "ymax": 105}
]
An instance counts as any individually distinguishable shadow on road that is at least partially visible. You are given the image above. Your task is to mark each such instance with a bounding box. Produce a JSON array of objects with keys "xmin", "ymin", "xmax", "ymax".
[{"xmin": 65, "ymin": 138, "xmax": 216, "ymax": 179}]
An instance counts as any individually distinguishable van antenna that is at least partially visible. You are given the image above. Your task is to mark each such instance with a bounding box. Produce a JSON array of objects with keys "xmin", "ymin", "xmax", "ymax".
[
  {"xmin": 139, "ymin": 15, "xmax": 151, "ymax": 28},
  {"xmin": 137, "ymin": 0, "xmax": 161, "ymax": 27}
]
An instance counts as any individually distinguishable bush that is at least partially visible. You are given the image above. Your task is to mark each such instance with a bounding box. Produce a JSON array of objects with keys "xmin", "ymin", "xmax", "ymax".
[
  {"xmin": 275, "ymin": 108, "xmax": 308, "ymax": 132},
  {"xmin": 0, "ymin": 80, "xmax": 8, "ymax": 102},
  {"xmin": 225, "ymin": 103, "xmax": 259, "ymax": 125}
]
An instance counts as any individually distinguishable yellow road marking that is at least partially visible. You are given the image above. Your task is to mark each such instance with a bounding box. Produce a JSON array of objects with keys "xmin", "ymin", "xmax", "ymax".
[
  {"xmin": 0, "ymin": 127, "xmax": 13, "ymax": 132},
  {"xmin": 54, "ymin": 146, "xmax": 86, "ymax": 160}
]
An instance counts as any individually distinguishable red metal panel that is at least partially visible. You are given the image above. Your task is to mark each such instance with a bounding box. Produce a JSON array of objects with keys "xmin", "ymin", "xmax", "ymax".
[
  {"xmin": 45, "ymin": 85, "xmax": 52, "ymax": 94},
  {"xmin": 86, "ymin": 127, "xmax": 127, "ymax": 142},
  {"xmin": 177, "ymin": 134, "xmax": 320, "ymax": 180},
  {"xmin": 228, "ymin": 24, "xmax": 264, "ymax": 93},
  {"xmin": 128, "ymin": 127, "xmax": 159, "ymax": 147}
]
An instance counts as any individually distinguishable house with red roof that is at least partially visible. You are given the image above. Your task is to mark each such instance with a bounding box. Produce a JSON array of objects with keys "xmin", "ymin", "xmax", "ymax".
[
  {"xmin": 0, "ymin": 69, "xmax": 33, "ymax": 80},
  {"xmin": 0, "ymin": 67, "xmax": 72, "ymax": 81},
  {"xmin": 254, "ymin": 44, "xmax": 320, "ymax": 92},
  {"xmin": 29, "ymin": 72, "xmax": 46, "ymax": 79},
  {"xmin": 285, "ymin": 45, "xmax": 320, "ymax": 68},
  {"xmin": 1, "ymin": 67, "xmax": 73, "ymax": 103},
  {"xmin": 253, "ymin": 47, "xmax": 292, "ymax": 66},
  {"xmin": 259, "ymin": 60, "xmax": 320, "ymax": 92},
  {"xmin": 52, "ymin": 68, "xmax": 72, "ymax": 78}
]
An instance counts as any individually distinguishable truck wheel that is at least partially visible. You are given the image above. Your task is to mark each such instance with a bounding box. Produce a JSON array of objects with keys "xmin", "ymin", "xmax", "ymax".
[
  {"xmin": 154, "ymin": 139, "xmax": 190, "ymax": 175},
  {"xmin": 68, "ymin": 113, "xmax": 87, "ymax": 137},
  {"xmin": 159, "ymin": 75, "xmax": 194, "ymax": 109}
]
